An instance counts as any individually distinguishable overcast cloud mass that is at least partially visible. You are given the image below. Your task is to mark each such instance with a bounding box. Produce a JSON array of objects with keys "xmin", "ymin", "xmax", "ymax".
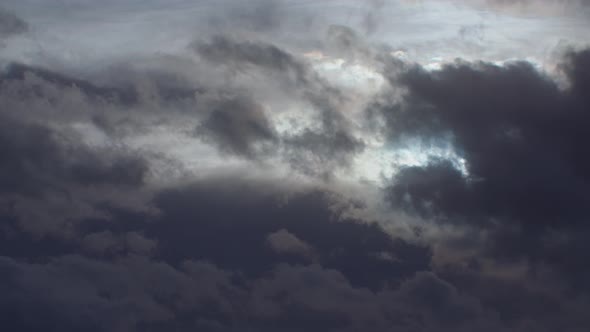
[{"xmin": 1, "ymin": 0, "xmax": 590, "ymax": 331}]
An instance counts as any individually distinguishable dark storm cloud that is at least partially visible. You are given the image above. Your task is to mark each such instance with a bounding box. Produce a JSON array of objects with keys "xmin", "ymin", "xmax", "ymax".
[
  {"xmin": 246, "ymin": 264, "xmax": 494, "ymax": 332},
  {"xmin": 0, "ymin": 55, "xmax": 432, "ymax": 321},
  {"xmin": 379, "ymin": 49, "xmax": 590, "ymax": 299},
  {"xmin": 81, "ymin": 230, "xmax": 157, "ymax": 256},
  {"xmin": 0, "ymin": 66, "xmax": 150, "ymax": 189},
  {"xmin": 0, "ymin": 8, "xmax": 27, "ymax": 38},
  {"xmin": 0, "ymin": 254, "xmax": 499, "ymax": 332},
  {"xmin": 0, "ymin": 114, "xmax": 147, "ymax": 193},
  {"xmin": 0, "ymin": 255, "xmax": 242, "ymax": 332},
  {"xmin": 384, "ymin": 51, "xmax": 590, "ymax": 229},
  {"xmin": 394, "ymin": 271, "xmax": 485, "ymax": 327},
  {"xmin": 437, "ymin": 266, "xmax": 568, "ymax": 331},
  {"xmin": 0, "ymin": 64, "xmax": 154, "ymax": 238},
  {"xmin": 1, "ymin": 173, "xmax": 495, "ymax": 332},
  {"xmin": 562, "ymin": 48, "xmax": 590, "ymax": 101},
  {"xmin": 149, "ymin": 177, "xmax": 431, "ymax": 291},
  {"xmin": 0, "ymin": 120, "xmax": 150, "ymax": 237}
]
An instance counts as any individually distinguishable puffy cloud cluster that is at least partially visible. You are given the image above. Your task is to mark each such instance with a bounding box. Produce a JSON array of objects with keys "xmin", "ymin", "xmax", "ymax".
[{"xmin": 382, "ymin": 48, "xmax": 590, "ymax": 300}]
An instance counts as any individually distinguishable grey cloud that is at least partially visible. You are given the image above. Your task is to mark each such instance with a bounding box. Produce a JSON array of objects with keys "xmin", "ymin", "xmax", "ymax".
[
  {"xmin": 437, "ymin": 262, "xmax": 590, "ymax": 332},
  {"xmin": 460, "ymin": 0, "xmax": 590, "ymax": 16},
  {"xmin": 203, "ymin": 0, "xmax": 312, "ymax": 37},
  {"xmin": 216, "ymin": 0, "xmax": 283, "ymax": 33},
  {"xmin": 0, "ymin": 254, "xmax": 509, "ymax": 332},
  {"xmin": 1, "ymin": 2, "xmax": 589, "ymax": 331},
  {"xmin": 3, "ymin": 56, "xmax": 359, "ymax": 176},
  {"xmin": 125, "ymin": 232, "xmax": 158, "ymax": 255},
  {"xmin": 458, "ymin": 24, "xmax": 485, "ymax": 43},
  {"xmin": 0, "ymin": 255, "xmax": 242, "ymax": 332},
  {"xmin": 361, "ymin": 0, "xmax": 385, "ymax": 35},
  {"xmin": 0, "ymin": 8, "xmax": 27, "ymax": 38},
  {"xmin": 384, "ymin": 54, "xmax": 590, "ymax": 228},
  {"xmin": 378, "ymin": 49, "xmax": 590, "ymax": 297},
  {"xmin": 325, "ymin": 25, "xmax": 374, "ymax": 62},
  {"xmin": 396, "ymin": 271, "xmax": 484, "ymax": 326},
  {"xmin": 0, "ymin": 114, "xmax": 147, "ymax": 191},
  {"xmin": 0, "ymin": 64, "xmax": 154, "ymax": 238},
  {"xmin": 193, "ymin": 35, "xmax": 349, "ymax": 109},
  {"xmin": 149, "ymin": 177, "xmax": 432, "ymax": 291},
  {"xmin": 195, "ymin": 94, "xmax": 277, "ymax": 158},
  {"xmin": 82, "ymin": 231, "xmax": 122, "ymax": 255},
  {"xmin": 2, "ymin": 62, "xmax": 200, "ymax": 107},
  {"xmin": 267, "ymin": 229, "xmax": 314, "ymax": 258},
  {"xmin": 194, "ymin": 36, "xmax": 364, "ymax": 172},
  {"xmin": 82, "ymin": 231, "xmax": 157, "ymax": 256},
  {"xmin": 283, "ymin": 128, "xmax": 364, "ymax": 176},
  {"xmin": 195, "ymin": 35, "xmax": 304, "ymax": 75}
]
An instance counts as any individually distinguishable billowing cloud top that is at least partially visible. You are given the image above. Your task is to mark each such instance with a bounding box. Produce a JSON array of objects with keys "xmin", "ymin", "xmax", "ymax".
[{"xmin": 1, "ymin": 1, "xmax": 590, "ymax": 331}]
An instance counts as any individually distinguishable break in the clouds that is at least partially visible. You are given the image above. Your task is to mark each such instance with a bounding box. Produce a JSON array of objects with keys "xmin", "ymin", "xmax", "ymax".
[{"xmin": 1, "ymin": 1, "xmax": 590, "ymax": 331}]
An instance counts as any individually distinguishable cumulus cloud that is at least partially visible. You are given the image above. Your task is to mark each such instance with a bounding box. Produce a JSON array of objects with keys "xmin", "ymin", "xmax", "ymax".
[{"xmin": 384, "ymin": 51, "xmax": 590, "ymax": 227}]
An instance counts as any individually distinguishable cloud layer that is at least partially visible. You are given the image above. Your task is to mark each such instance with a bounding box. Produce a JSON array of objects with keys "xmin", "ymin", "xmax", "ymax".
[{"xmin": 1, "ymin": 1, "xmax": 590, "ymax": 331}]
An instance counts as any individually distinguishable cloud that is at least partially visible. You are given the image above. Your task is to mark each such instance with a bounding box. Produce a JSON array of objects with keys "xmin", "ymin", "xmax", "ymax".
[
  {"xmin": 267, "ymin": 228, "xmax": 314, "ymax": 258},
  {"xmin": 193, "ymin": 36, "xmax": 364, "ymax": 172},
  {"xmin": 0, "ymin": 63, "xmax": 155, "ymax": 238},
  {"xmin": 473, "ymin": 0, "xmax": 590, "ymax": 16},
  {"xmin": 0, "ymin": 8, "xmax": 27, "ymax": 38},
  {"xmin": 149, "ymin": 178, "xmax": 431, "ymax": 290},
  {"xmin": 194, "ymin": 35, "xmax": 307, "ymax": 79},
  {"xmin": 82, "ymin": 231, "xmax": 157, "ymax": 256},
  {"xmin": 204, "ymin": 0, "xmax": 313, "ymax": 36},
  {"xmin": 283, "ymin": 128, "xmax": 364, "ymax": 176},
  {"xmin": 378, "ymin": 48, "xmax": 590, "ymax": 295},
  {"xmin": 0, "ymin": 254, "xmax": 503, "ymax": 332},
  {"xmin": 0, "ymin": 1, "xmax": 590, "ymax": 331},
  {"xmin": 361, "ymin": 0, "xmax": 385, "ymax": 35},
  {"xmin": 214, "ymin": 0, "xmax": 283, "ymax": 33},
  {"xmin": 383, "ymin": 51, "xmax": 590, "ymax": 228},
  {"xmin": 0, "ymin": 255, "xmax": 240, "ymax": 332},
  {"xmin": 195, "ymin": 94, "xmax": 277, "ymax": 158}
]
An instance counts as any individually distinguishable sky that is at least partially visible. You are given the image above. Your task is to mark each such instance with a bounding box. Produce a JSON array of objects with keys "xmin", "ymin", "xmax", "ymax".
[{"xmin": 0, "ymin": 1, "xmax": 590, "ymax": 331}]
